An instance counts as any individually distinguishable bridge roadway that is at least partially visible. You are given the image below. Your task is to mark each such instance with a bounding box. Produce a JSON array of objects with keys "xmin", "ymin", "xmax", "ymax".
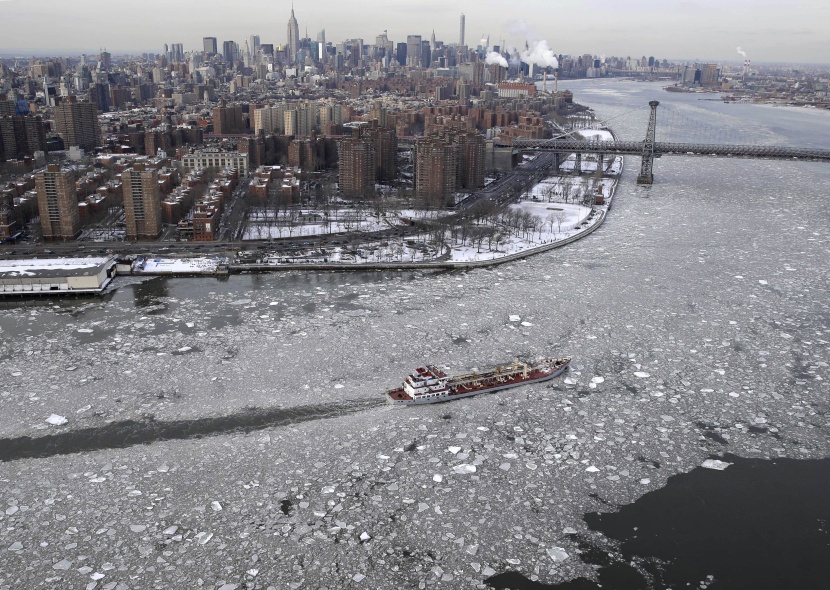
[{"xmin": 513, "ymin": 138, "xmax": 830, "ymax": 162}]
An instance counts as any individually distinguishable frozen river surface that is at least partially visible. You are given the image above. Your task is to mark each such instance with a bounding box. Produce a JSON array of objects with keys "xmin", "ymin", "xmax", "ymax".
[{"xmin": 1, "ymin": 80, "xmax": 829, "ymax": 589}]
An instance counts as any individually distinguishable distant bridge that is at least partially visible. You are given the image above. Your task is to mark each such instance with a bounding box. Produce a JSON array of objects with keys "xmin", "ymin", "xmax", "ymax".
[{"xmin": 513, "ymin": 101, "xmax": 830, "ymax": 184}]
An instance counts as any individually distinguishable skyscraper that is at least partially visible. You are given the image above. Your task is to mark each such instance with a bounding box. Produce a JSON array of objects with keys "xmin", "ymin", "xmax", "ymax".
[
  {"xmin": 460, "ymin": 14, "xmax": 465, "ymax": 46},
  {"xmin": 317, "ymin": 29, "xmax": 326, "ymax": 62},
  {"xmin": 203, "ymin": 37, "xmax": 218, "ymax": 55},
  {"xmin": 35, "ymin": 165, "xmax": 81, "ymax": 241},
  {"xmin": 54, "ymin": 95, "xmax": 99, "ymax": 151},
  {"xmin": 223, "ymin": 40, "xmax": 238, "ymax": 65},
  {"xmin": 406, "ymin": 35, "xmax": 422, "ymax": 67},
  {"xmin": 122, "ymin": 163, "xmax": 162, "ymax": 240},
  {"xmin": 287, "ymin": 6, "xmax": 300, "ymax": 65}
]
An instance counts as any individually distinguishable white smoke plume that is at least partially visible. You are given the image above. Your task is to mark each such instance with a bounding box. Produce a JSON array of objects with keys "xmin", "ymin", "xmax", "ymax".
[
  {"xmin": 736, "ymin": 46, "xmax": 748, "ymax": 58},
  {"xmin": 485, "ymin": 51, "xmax": 508, "ymax": 68},
  {"xmin": 520, "ymin": 39, "xmax": 559, "ymax": 69}
]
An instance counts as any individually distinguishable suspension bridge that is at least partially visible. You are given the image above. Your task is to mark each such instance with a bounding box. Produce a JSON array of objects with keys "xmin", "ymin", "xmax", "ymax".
[{"xmin": 514, "ymin": 101, "xmax": 830, "ymax": 184}]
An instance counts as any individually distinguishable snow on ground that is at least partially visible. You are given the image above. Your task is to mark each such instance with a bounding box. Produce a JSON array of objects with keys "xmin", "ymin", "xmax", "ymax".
[
  {"xmin": 1, "ymin": 81, "xmax": 827, "ymax": 590},
  {"xmin": 0, "ymin": 257, "xmax": 111, "ymax": 277},
  {"xmin": 133, "ymin": 257, "xmax": 227, "ymax": 274},
  {"xmin": 577, "ymin": 128, "xmax": 615, "ymax": 141}
]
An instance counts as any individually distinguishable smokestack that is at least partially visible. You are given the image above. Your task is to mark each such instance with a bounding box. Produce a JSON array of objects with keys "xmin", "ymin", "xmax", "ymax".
[
  {"xmin": 543, "ymin": 70, "xmax": 547, "ymax": 93},
  {"xmin": 554, "ymin": 70, "xmax": 558, "ymax": 94}
]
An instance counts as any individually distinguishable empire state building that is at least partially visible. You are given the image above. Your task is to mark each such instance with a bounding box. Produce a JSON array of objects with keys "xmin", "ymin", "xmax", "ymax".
[{"xmin": 287, "ymin": 6, "xmax": 300, "ymax": 65}]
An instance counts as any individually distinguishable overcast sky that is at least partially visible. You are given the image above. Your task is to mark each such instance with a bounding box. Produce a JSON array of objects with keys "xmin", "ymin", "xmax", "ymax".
[{"xmin": 0, "ymin": 0, "xmax": 827, "ymax": 64}]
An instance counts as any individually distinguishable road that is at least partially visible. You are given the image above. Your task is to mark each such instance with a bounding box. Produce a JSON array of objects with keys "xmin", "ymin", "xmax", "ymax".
[{"xmin": 0, "ymin": 152, "xmax": 561, "ymax": 259}]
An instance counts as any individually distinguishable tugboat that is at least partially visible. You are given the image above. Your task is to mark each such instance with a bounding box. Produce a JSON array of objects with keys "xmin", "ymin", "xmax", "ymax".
[{"xmin": 386, "ymin": 357, "xmax": 570, "ymax": 405}]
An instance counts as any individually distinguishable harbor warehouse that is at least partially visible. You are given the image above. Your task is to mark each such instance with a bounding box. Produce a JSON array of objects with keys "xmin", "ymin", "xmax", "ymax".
[{"xmin": 0, "ymin": 257, "xmax": 117, "ymax": 295}]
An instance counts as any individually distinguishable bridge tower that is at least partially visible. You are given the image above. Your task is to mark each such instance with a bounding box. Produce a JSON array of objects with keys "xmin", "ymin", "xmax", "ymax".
[{"xmin": 637, "ymin": 100, "xmax": 659, "ymax": 185}]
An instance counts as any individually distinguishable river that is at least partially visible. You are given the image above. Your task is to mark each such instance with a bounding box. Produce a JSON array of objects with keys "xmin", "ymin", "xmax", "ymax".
[{"xmin": 0, "ymin": 79, "xmax": 828, "ymax": 589}]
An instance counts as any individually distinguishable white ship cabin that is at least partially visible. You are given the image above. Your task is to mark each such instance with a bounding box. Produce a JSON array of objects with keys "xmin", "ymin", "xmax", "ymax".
[{"xmin": 403, "ymin": 366, "xmax": 450, "ymax": 398}]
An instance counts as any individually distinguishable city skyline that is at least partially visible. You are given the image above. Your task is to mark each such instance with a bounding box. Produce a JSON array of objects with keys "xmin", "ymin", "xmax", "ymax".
[{"xmin": 0, "ymin": 0, "xmax": 828, "ymax": 64}]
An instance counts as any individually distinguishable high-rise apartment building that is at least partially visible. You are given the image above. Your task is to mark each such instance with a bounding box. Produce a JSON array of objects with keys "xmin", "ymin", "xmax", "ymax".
[
  {"xmin": 406, "ymin": 36, "xmax": 422, "ymax": 67},
  {"xmin": 701, "ymin": 64, "xmax": 720, "ymax": 87},
  {"xmin": 0, "ymin": 115, "xmax": 47, "ymax": 161},
  {"xmin": 415, "ymin": 135, "xmax": 458, "ymax": 205},
  {"xmin": 454, "ymin": 130, "xmax": 485, "ymax": 191},
  {"xmin": 460, "ymin": 14, "xmax": 465, "ymax": 46},
  {"xmin": 54, "ymin": 96, "xmax": 99, "ymax": 151},
  {"xmin": 203, "ymin": 37, "xmax": 218, "ymax": 55},
  {"xmin": 35, "ymin": 165, "xmax": 81, "ymax": 240},
  {"xmin": 213, "ymin": 100, "xmax": 244, "ymax": 134},
  {"xmin": 254, "ymin": 104, "xmax": 287, "ymax": 135},
  {"xmin": 338, "ymin": 126, "xmax": 376, "ymax": 197},
  {"xmin": 121, "ymin": 163, "xmax": 162, "ymax": 240},
  {"xmin": 287, "ymin": 7, "xmax": 300, "ymax": 64},
  {"xmin": 284, "ymin": 103, "xmax": 315, "ymax": 137}
]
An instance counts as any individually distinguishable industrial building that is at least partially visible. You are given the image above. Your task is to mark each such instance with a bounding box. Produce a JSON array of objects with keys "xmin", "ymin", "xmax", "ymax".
[{"xmin": 0, "ymin": 256, "xmax": 117, "ymax": 295}]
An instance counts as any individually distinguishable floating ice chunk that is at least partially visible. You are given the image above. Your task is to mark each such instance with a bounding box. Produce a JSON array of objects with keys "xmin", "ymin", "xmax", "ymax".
[
  {"xmin": 321, "ymin": 486, "xmax": 335, "ymax": 494},
  {"xmin": 758, "ymin": 280, "xmax": 768, "ymax": 285},
  {"xmin": 52, "ymin": 559, "xmax": 72, "ymax": 570},
  {"xmin": 448, "ymin": 446, "xmax": 461, "ymax": 454},
  {"xmin": 269, "ymin": 302, "xmax": 279, "ymax": 306},
  {"xmin": 633, "ymin": 372, "xmax": 650, "ymax": 378},
  {"xmin": 88, "ymin": 477, "xmax": 106, "ymax": 483},
  {"xmin": 177, "ymin": 346, "xmax": 192, "ymax": 353},
  {"xmin": 77, "ymin": 329, "xmax": 93, "ymax": 333},
  {"xmin": 585, "ymin": 465, "xmax": 600, "ymax": 473},
  {"xmin": 163, "ymin": 526, "xmax": 178, "ymax": 535},
  {"xmin": 418, "ymin": 503, "xmax": 429, "ymax": 512},
  {"xmin": 563, "ymin": 377, "xmax": 576, "ymax": 385},
  {"xmin": 481, "ymin": 566, "xmax": 496, "ymax": 576},
  {"xmin": 360, "ymin": 532, "xmax": 371, "ymax": 541},
  {"xmin": 246, "ymin": 569, "xmax": 259, "ymax": 577},
  {"xmin": 46, "ymin": 414, "xmax": 68, "ymax": 426},
  {"xmin": 433, "ymin": 474, "xmax": 443, "ymax": 483},
  {"xmin": 334, "ymin": 384, "xmax": 344, "ymax": 389},
  {"xmin": 8, "ymin": 541, "xmax": 23, "ymax": 551},
  {"xmin": 195, "ymin": 531, "xmax": 213, "ymax": 544},
  {"xmin": 521, "ymin": 321, "xmax": 533, "ymax": 327},
  {"xmin": 352, "ymin": 574, "xmax": 365, "ymax": 582},
  {"xmin": 508, "ymin": 315, "xmax": 521, "ymax": 322},
  {"xmin": 185, "ymin": 322, "xmax": 195, "ymax": 328},
  {"xmin": 453, "ymin": 464, "xmax": 476, "ymax": 474},
  {"xmin": 211, "ymin": 501, "xmax": 223, "ymax": 511},
  {"xmin": 702, "ymin": 459, "xmax": 732, "ymax": 471},
  {"xmin": 591, "ymin": 376, "xmax": 605, "ymax": 384},
  {"xmin": 526, "ymin": 463, "xmax": 538, "ymax": 471},
  {"xmin": 217, "ymin": 584, "xmax": 238, "ymax": 590},
  {"xmin": 466, "ymin": 544, "xmax": 479, "ymax": 555},
  {"xmin": 90, "ymin": 573, "xmax": 105, "ymax": 581},
  {"xmin": 562, "ymin": 527, "xmax": 578, "ymax": 535},
  {"xmin": 547, "ymin": 547, "xmax": 569, "ymax": 562},
  {"xmin": 129, "ymin": 525, "xmax": 146, "ymax": 533},
  {"xmin": 500, "ymin": 463, "xmax": 511, "ymax": 471}
]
